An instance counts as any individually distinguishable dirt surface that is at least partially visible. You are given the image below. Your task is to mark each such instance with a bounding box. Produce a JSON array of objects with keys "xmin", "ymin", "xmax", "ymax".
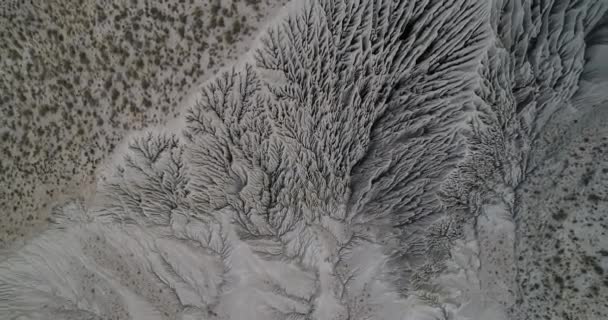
[{"xmin": 0, "ymin": 0, "xmax": 289, "ymax": 248}]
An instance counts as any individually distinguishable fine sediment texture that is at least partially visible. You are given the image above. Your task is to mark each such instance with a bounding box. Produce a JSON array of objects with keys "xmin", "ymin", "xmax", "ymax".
[
  {"xmin": 0, "ymin": 0, "xmax": 289, "ymax": 248},
  {"xmin": 1, "ymin": 0, "xmax": 607, "ymax": 319}
]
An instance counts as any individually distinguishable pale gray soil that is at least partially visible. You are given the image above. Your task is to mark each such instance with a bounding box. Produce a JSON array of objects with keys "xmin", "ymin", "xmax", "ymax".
[
  {"xmin": 513, "ymin": 103, "xmax": 608, "ymax": 319},
  {"xmin": 0, "ymin": 0, "xmax": 607, "ymax": 318},
  {"xmin": 0, "ymin": 0, "xmax": 289, "ymax": 248}
]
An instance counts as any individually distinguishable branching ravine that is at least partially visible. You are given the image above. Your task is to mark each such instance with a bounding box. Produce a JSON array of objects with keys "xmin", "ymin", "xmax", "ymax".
[{"xmin": 2, "ymin": 0, "xmax": 608, "ymax": 319}]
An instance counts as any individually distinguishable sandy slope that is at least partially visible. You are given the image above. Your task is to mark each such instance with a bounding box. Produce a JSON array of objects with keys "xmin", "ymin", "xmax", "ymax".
[
  {"xmin": 0, "ymin": 0, "xmax": 289, "ymax": 248},
  {"xmin": 0, "ymin": 0, "xmax": 606, "ymax": 318}
]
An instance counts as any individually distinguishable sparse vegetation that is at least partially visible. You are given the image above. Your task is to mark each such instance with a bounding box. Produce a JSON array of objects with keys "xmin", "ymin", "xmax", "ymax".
[
  {"xmin": 1, "ymin": 0, "xmax": 607, "ymax": 319},
  {"xmin": 0, "ymin": 0, "xmax": 290, "ymax": 247}
]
